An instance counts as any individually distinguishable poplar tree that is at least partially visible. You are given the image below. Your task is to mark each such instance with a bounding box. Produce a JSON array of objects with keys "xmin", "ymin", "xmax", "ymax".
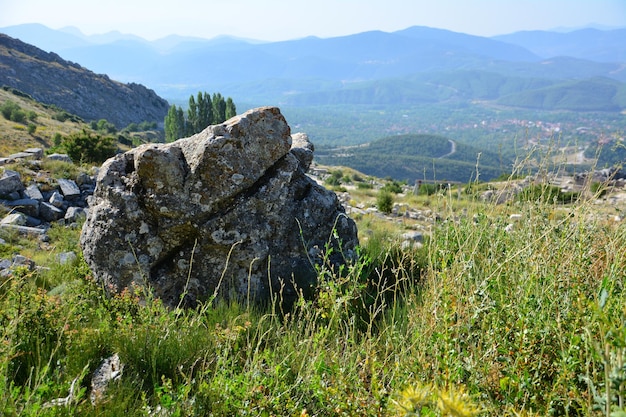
[
  {"xmin": 186, "ymin": 95, "xmax": 199, "ymax": 135},
  {"xmin": 212, "ymin": 93, "xmax": 226, "ymax": 124},
  {"xmin": 164, "ymin": 105, "xmax": 187, "ymax": 142},
  {"xmin": 164, "ymin": 93, "xmax": 237, "ymax": 142},
  {"xmin": 225, "ymin": 97, "xmax": 237, "ymax": 120},
  {"xmin": 197, "ymin": 92, "xmax": 213, "ymax": 131}
]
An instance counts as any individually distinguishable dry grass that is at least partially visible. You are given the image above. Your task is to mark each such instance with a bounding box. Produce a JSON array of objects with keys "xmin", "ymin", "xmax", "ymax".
[{"xmin": 0, "ymin": 88, "xmax": 88, "ymax": 156}]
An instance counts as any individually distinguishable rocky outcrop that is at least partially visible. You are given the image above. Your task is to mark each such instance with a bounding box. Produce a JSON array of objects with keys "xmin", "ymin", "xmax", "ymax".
[
  {"xmin": 0, "ymin": 149, "xmax": 92, "ymax": 232},
  {"xmin": 80, "ymin": 107, "xmax": 358, "ymax": 308},
  {"xmin": 0, "ymin": 34, "xmax": 169, "ymax": 128}
]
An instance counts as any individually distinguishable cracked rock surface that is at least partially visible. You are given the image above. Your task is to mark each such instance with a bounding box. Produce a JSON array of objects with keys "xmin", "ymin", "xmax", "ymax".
[{"xmin": 80, "ymin": 107, "xmax": 358, "ymax": 307}]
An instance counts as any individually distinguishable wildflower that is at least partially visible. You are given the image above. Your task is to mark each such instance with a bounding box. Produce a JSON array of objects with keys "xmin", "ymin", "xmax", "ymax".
[
  {"xmin": 437, "ymin": 385, "xmax": 480, "ymax": 417},
  {"xmin": 391, "ymin": 383, "xmax": 434, "ymax": 416}
]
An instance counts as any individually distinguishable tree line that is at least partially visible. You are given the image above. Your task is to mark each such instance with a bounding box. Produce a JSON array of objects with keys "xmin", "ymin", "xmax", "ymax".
[{"xmin": 164, "ymin": 92, "xmax": 236, "ymax": 142}]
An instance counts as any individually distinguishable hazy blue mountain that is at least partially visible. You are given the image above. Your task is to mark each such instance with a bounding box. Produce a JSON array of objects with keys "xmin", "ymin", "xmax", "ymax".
[
  {"xmin": 493, "ymin": 28, "xmax": 626, "ymax": 62},
  {"xmin": 1, "ymin": 23, "xmax": 624, "ymax": 111},
  {"xmin": 0, "ymin": 23, "xmax": 90, "ymax": 51},
  {"xmin": 394, "ymin": 26, "xmax": 538, "ymax": 61}
]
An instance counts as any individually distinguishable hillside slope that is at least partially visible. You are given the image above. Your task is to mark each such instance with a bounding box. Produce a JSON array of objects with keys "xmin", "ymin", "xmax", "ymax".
[
  {"xmin": 316, "ymin": 134, "xmax": 506, "ymax": 183},
  {"xmin": 0, "ymin": 34, "xmax": 169, "ymax": 128}
]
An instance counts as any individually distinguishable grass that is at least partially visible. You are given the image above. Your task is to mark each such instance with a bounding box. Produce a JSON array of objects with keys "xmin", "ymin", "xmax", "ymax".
[
  {"xmin": 0, "ymin": 173, "xmax": 625, "ymax": 416},
  {"xmin": 0, "ymin": 89, "xmax": 89, "ymax": 156}
]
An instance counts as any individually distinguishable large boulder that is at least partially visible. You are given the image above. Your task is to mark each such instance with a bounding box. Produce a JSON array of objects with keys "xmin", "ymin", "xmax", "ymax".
[{"xmin": 80, "ymin": 107, "xmax": 358, "ymax": 308}]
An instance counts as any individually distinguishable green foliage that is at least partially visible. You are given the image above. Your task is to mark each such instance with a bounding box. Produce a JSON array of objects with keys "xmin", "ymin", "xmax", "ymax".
[
  {"xmin": 52, "ymin": 132, "xmax": 63, "ymax": 147},
  {"xmin": 164, "ymin": 105, "xmax": 186, "ymax": 143},
  {"xmin": 164, "ymin": 92, "xmax": 236, "ymax": 142},
  {"xmin": 26, "ymin": 123, "xmax": 36, "ymax": 135},
  {"xmin": 376, "ymin": 189, "xmax": 394, "ymax": 213},
  {"xmin": 0, "ymin": 100, "xmax": 26, "ymax": 123},
  {"xmin": 417, "ymin": 182, "xmax": 449, "ymax": 196},
  {"xmin": 324, "ymin": 169, "xmax": 344, "ymax": 187},
  {"xmin": 212, "ymin": 93, "xmax": 226, "ymax": 124},
  {"xmin": 61, "ymin": 129, "xmax": 117, "ymax": 164},
  {"xmin": 90, "ymin": 119, "xmax": 117, "ymax": 134},
  {"xmin": 498, "ymin": 77, "xmax": 624, "ymax": 112},
  {"xmin": 381, "ymin": 180, "xmax": 404, "ymax": 194},
  {"xmin": 591, "ymin": 181, "xmax": 609, "ymax": 197},
  {"xmin": 2, "ymin": 178, "xmax": 626, "ymax": 415},
  {"xmin": 225, "ymin": 97, "xmax": 237, "ymax": 120},
  {"xmin": 317, "ymin": 133, "xmax": 505, "ymax": 183},
  {"xmin": 586, "ymin": 140, "xmax": 626, "ymax": 168},
  {"xmin": 517, "ymin": 183, "xmax": 580, "ymax": 204}
]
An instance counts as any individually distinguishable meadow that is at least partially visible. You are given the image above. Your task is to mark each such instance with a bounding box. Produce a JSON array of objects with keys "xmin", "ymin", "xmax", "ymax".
[{"xmin": 1, "ymin": 172, "xmax": 624, "ymax": 417}]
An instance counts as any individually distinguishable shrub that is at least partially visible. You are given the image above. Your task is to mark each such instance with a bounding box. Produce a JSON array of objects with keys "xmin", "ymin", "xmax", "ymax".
[
  {"xmin": 0, "ymin": 101, "xmax": 27, "ymax": 123},
  {"xmin": 417, "ymin": 182, "xmax": 448, "ymax": 196},
  {"xmin": 376, "ymin": 189, "xmax": 394, "ymax": 213},
  {"xmin": 138, "ymin": 121, "xmax": 157, "ymax": 131},
  {"xmin": 53, "ymin": 110, "xmax": 70, "ymax": 122},
  {"xmin": 591, "ymin": 181, "xmax": 608, "ymax": 197},
  {"xmin": 27, "ymin": 123, "xmax": 36, "ymax": 135},
  {"xmin": 52, "ymin": 132, "xmax": 63, "ymax": 146},
  {"xmin": 62, "ymin": 129, "xmax": 117, "ymax": 164},
  {"xmin": 382, "ymin": 180, "xmax": 403, "ymax": 194},
  {"xmin": 0, "ymin": 100, "xmax": 19, "ymax": 120},
  {"xmin": 517, "ymin": 184, "xmax": 580, "ymax": 204}
]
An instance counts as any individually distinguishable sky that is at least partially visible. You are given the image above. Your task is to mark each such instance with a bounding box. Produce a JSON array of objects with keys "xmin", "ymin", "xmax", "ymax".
[{"xmin": 1, "ymin": 0, "xmax": 625, "ymax": 41}]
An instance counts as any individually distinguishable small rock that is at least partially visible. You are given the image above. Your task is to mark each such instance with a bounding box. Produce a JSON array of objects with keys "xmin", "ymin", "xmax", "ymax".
[
  {"xmin": 90, "ymin": 354, "xmax": 124, "ymax": 405},
  {"xmin": 57, "ymin": 179, "xmax": 81, "ymax": 200},
  {"xmin": 49, "ymin": 191, "xmax": 65, "ymax": 208},
  {"xmin": 5, "ymin": 198, "xmax": 40, "ymax": 218},
  {"xmin": 58, "ymin": 252, "xmax": 77, "ymax": 265},
  {"xmin": 24, "ymin": 148, "xmax": 44, "ymax": 159},
  {"xmin": 1, "ymin": 213, "xmax": 28, "ymax": 226},
  {"xmin": 76, "ymin": 172, "xmax": 93, "ymax": 186},
  {"xmin": 12, "ymin": 255, "xmax": 35, "ymax": 270},
  {"xmin": 39, "ymin": 202, "xmax": 65, "ymax": 222},
  {"xmin": 24, "ymin": 184, "xmax": 44, "ymax": 201},
  {"xmin": 0, "ymin": 170, "xmax": 24, "ymax": 198},
  {"xmin": 401, "ymin": 231, "xmax": 423, "ymax": 243},
  {"xmin": 46, "ymin": 154, "xmax": 73, "ymax": 163},
  {"xmin": 65, "ymin": 207, "xmax": 87, "ymax": 223}
]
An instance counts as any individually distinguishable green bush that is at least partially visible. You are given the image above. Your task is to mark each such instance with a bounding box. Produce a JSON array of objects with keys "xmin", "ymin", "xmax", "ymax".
[
  {"xmin": 52, "ymin": 110, "xmax": 70, "ymax": 122},
  {"xmin": 62, "ymin": 129, "xmax": 117, "ymax": 164},
  {"xmin": 0, "ymin": 101, "xmax": 27, "ymax": 123},
  {"xmin": 381, "ymin": 180, "xmax": 403, "ymax": 194},
  {"xmin": 417, "ymin": 182, "xmax": 448, "ymax": 196},
  {"xmin": 52, "ymin": 132, "xmax": 63, "ymax": 146},
  {"xmin": 90, "ymin": 119, "xmax": 117, "ymax": 134},
  {"xmin": 517, "ymin": 184, "xmax": 580, "ymax": 204},
  {"xmin": 376, "ymin": 189, "xmax": 394, "ymax": 213},
  {"xmin": 27, "ymin": 123, "xmax": 36, "ymax": 135},
  {"xmin": 0, "ymin": 100, "xmax": 19, "ymax": 120}
]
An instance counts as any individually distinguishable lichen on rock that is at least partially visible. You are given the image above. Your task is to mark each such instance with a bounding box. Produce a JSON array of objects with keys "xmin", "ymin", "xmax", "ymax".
[{"xmin": 80, "ymin": 107, "xmax": 359, "ymax": 308}]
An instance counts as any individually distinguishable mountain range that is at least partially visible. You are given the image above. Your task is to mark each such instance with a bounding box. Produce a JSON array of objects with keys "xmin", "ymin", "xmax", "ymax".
[{"xmin": 1, "ymin": 23, "xmax": 624, "ymax": 111}]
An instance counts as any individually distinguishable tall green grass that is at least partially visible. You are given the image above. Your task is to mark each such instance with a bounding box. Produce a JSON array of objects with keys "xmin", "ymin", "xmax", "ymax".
[{"xmin": 0, "ymin": 192, "xmax": 624, "ymax": 415}]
